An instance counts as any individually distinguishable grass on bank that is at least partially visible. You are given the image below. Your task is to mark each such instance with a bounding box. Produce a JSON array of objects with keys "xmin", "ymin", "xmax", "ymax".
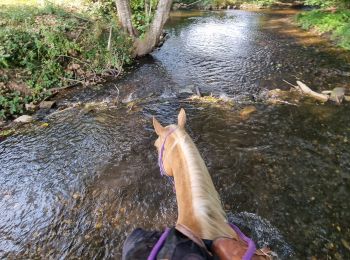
[
  {"xmin": 0, "ymin": 3, "xmax": 132, "ymax": 120},
  {"xmin": 296, "ymin": 9, "xmax": 350, "ymax": 50}
]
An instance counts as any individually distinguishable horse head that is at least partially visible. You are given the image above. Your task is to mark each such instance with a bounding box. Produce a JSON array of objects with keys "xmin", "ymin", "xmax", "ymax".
[{"xmin": 153, "ymin": 108, "xmax": 186, "ymax": 177}]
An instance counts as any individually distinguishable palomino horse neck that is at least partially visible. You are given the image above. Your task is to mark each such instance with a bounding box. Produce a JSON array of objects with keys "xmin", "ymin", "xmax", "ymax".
[{"xmin": 154, "ymin": 110, "xmax": 237, "ymax": 241}]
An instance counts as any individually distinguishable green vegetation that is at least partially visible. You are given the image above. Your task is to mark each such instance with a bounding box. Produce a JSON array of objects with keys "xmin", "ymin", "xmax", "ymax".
[
  {"xmin": 296, "ymin": 10, "xmax": 350, "ymax": 50},
  {"xmin": 209, "ymin": 0, "xmax": 277, "ymax": 8},
  {"xmin": 0, "ymin": 3, "xmax": 132, "ymax": 120},
  {"xmin": 292, "ymin": 0, "xmax": 350, "ymax": 51},
  {"xmin": 130, "ymin": 0, "xmax": 158, "ymax": 34},
  {"xmin": 88, "ymin": 0, "xmax": 157, "ymax": 35},
  {"xmin": 304, "ymin": 0, "xmax": 350, "ymax": 8},
  {"xmin": 249, "ymin": 0, "xmax": 277, "ymax": 7},
  {"xmin": 2, "ymin": 0, "xmax": 349, "ymax": 120},
  {"xmin": 176, "ymin": 0, "xmax": 350, "ymax": 9}
]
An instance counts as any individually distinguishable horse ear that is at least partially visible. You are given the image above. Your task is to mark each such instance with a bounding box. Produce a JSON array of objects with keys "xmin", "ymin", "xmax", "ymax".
[
  {"xmin": 153, "ymin": 117, "xmax": 165, "ymax": 136},
  {"xmin": 178, "ymin": 108, "xmax": 186, "ymax": 129}
]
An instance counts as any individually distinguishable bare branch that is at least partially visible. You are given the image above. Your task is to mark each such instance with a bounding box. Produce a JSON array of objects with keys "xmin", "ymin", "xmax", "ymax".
[{"xmin": 296, "ymin": 81, "xmax": 329, "ymax": 102}]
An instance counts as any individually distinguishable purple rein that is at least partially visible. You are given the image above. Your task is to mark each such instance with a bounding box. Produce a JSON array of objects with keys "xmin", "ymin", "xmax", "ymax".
[
  {"xmin": 230, "ymin": 223, "xmax": 257, "ymax": 260},
  {"xmin": 147, "ymin": 228, "xmax": 171, "ymax": 260},
  {"xmin": 148, "ymin": 224, "xmax": 257, "ymax": 260}
]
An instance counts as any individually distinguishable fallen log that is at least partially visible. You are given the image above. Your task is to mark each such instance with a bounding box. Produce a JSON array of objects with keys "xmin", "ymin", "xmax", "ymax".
[
  {"xmin": 296, "ymin": 81, "xmax": 329, "ymax": 102},
  {"xmin": 269, "ymin": 80, "xmax": 349, "ymax": 105}
]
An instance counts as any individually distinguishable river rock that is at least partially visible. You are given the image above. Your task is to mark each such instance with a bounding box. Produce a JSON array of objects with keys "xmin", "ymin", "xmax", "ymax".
[
  {"xmin": 39, "ymin": 101, "xmax": 56, "ymax": 109},
  {"xmin": 329, "ymin": 87, "xmax": 345, "ymax": 104},
  {"xmin": 14, "ymin": 115, "xmax": 33, "ymax": 123},
  {"xmin": 122, "ymin": 92, "xmax": 135, "ymax": 104},
  {"xmin": 25, "ymin": 102, "xmax": 37, "ymax": 111},
  {"xmin": 172, "ymin": 3, "xmax": 181, "ymax": 10},
  {"xmin": 179, "ymin": 85, "xmax": 194, "ymax": 94}
]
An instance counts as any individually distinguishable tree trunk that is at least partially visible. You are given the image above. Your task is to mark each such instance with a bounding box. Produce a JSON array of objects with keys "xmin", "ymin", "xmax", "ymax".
[
  {"xmin": 115, "ymin": 0, "xmax": 138, "ymax": 38},
  {"xmin": 134, "ymin": 0, "xmax": 173, "ymax": 56},
  {"xmin": 116, "ymin": 0, "xmax": 173, "ymax": 56}
]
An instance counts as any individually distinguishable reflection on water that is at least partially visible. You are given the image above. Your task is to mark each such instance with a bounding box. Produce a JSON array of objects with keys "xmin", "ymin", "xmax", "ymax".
[
  {"xmin": 1, "ymin": 9, "xmax": 350, "ymax": 259},
  {"xmin": 157, "ymin": 10, "xmax": 349, "ymax": 96}
]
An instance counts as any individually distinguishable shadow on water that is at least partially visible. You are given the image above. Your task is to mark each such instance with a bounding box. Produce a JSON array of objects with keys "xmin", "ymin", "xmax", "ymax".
[{"xmin": 0, "ymin": 9, "xmax": 350, "ymax": 259}]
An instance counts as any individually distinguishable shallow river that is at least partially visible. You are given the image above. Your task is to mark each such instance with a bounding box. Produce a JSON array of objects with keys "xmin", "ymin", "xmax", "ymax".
[{"xmin": 1, "ymin": 10, "xmax": 350, "ymax": 259}]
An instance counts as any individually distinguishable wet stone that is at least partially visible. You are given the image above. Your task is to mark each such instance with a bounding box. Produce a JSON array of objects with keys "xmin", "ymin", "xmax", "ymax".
[
  {"xmin": 39, "ymin": 101, "xmax": 56, "ymax": 109},
  {"xmin": 14, "ymin": 115, "xmax": 33, "ymax": 123},
  {"xmin": 25, "ymin": 102, "xmax": 37, "ymax": 111},
  {"xmin": 178, "ymin": 85, "xmax": 195, "ymax": 96},
  {"xmin": 341, "ymin": 239, "xmax": 350, "ymax": 251}
]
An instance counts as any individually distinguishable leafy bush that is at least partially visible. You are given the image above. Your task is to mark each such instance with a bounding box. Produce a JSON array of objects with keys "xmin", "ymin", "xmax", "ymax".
[
  {"xmin": 0, "ymin": 3, "xmax": 132, "ymax": 119},
  {"xmin": 88, "ymin": 0, "xmax": 155, "ymax": 35},
  {"xmin": 304, "ymin": 0, "xmax": 350, "ymax": 8},
  {"xmin": 252, "ymin": 0, "xmax": 276, "ymax": 7},
  {"xmin": 304, "ymin": 0, "xmax": 337, "ymax": 8},
  {"xmin": 296, "ymin": 10, "xmax": 350, "ymax": 50},
  {"xmin": 0, "ymin": 90, "xmax": 25, "ymax": 119}
]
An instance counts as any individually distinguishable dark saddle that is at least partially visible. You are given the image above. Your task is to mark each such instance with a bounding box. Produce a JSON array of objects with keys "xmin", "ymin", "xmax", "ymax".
[{"xmin": 122, "ymin": 225, "xmax": 273, "ymax": 260}]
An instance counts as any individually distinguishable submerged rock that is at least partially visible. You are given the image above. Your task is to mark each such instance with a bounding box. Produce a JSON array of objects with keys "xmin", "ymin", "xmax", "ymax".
[
  {"xmin": 179, "ymin": 85, "xmax": 194, "ymax": 94},
  {"xmin": 122, "ymin": 92, "xmax": 136, "ymax": 104},
  {"xmin": 240, "ymin": 106, "xmax": 257, "ymax": 118},
  {"xmin": 14, "ymin": 115, "xmax": 33, "ymax": 123},
  {"xmin": 0, "ymin": 129, "xmax": 14, "ymax": 138}
]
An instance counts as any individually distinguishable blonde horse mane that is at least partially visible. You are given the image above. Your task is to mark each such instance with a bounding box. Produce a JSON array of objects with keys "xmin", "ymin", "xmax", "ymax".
[{"xmin": 172, "ymin": 127, "xmax": 236, "ymax": 240}]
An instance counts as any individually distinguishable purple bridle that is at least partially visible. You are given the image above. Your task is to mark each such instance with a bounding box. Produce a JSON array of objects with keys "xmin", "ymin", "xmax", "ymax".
[{"xmin": 158, "ymin": 127, "xmax": 177, "ymax": 185}]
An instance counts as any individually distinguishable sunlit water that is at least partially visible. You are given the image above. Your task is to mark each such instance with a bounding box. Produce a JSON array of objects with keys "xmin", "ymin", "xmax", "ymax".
[{"xmin": 1, "ymin": 10, "xmax": 350, "ymax": 259}]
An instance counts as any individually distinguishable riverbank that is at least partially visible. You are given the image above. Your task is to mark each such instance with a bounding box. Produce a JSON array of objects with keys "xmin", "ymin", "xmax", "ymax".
[
  {"xmin": 173, "ymin": 0, "xmax": 305, "ymax": 10},
  {"xmin": 0, "ymin": 3, "xmax": 132, "ymax": 122},
  {"xmin": 296, "ymin": 9, "xmax": 350, "ymax": 50}
]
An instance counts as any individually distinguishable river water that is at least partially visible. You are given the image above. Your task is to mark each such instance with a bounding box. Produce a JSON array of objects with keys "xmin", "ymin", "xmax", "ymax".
[{"xmin": 1, "ymin": 10, "xmax": 350, "ymax": 259}]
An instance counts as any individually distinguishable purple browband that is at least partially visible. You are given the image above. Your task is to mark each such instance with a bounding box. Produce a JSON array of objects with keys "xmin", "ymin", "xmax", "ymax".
[{"xmin": 158, "ymin": 127, "xmax": 177, "ymax": 183}]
